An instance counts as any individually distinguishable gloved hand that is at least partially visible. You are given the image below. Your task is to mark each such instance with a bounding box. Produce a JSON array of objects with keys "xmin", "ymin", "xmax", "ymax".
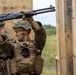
[{"xmin": 22, "ymin": 11, "xmax": 34, "ymax": 23}]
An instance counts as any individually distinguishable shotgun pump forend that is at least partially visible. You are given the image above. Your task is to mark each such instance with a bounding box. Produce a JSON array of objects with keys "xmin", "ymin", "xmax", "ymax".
[{"xmin": 0, "ymin": 5, "xmax": 55, "ymax": 22}]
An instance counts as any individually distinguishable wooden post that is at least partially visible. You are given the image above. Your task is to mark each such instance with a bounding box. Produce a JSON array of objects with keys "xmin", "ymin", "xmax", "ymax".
[
  {"xmin": 72, "ymin": 0, "xmax": 76, "ymax": 75},
  {"xmin": 56, "ymin": 0, "xmax": 73, "ymax": 75},
  {"xmin": 56, "ymin": 0, "xmax": 62, "ymax": 75}
]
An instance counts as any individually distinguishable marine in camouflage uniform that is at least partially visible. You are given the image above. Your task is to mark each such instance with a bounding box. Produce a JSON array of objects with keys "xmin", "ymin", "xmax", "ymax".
[
  {"xmin": 0, "ymin": 16, "xmax": 46, "ymax": 75},
  {"xmin": 0, "ymin": 21, "xmax": 15, "ymax": 75}
]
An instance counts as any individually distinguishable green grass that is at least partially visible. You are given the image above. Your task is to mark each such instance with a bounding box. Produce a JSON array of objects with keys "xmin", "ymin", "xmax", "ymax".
[{"xmin": 41, "ymin": 34, "xmax": 57, "ymax": 75}]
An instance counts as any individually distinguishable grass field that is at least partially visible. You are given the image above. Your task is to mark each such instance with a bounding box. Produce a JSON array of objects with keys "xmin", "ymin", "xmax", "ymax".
[{"xmin": 41, "ymin": 34, "xmax": 57, "ymax": 75}]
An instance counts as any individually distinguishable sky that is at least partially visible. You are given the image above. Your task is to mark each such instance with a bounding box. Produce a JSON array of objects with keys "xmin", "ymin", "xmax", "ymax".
[{"xmin": 33, "ymin": 0, "xmax": 56, "ymax": 26}]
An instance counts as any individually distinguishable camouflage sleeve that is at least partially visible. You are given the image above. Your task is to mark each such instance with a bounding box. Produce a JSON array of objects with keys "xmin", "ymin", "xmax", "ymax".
[
  {"xmin": 0, "ymin": 34, "xmax": 14, "ymax": 54},
  {"xmin": 34, "ymin": 25, "xmax": 46, "ymax": 52}
]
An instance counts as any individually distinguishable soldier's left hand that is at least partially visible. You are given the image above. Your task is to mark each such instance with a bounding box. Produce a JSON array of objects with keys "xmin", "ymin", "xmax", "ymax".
[{"xmin": 22, "ymin": 11, "xmax": 34, "ymax": 23}]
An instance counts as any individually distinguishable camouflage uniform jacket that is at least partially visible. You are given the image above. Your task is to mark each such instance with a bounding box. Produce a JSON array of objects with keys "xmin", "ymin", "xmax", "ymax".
[
  {"xmin": 0, "ymin": 32, "xmax": 15, "ymax": 75},
  {"xmin": 34, "ymin": 25, "xmax": 46, "ymax": 53}
]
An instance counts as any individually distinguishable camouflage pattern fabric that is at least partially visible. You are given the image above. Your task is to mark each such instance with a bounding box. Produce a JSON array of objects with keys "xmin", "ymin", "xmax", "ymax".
[
  {"xmin": 0, "ymin": 33, "xmax": 14, "ymax": 55},
  {"xmin": 0, "ymin": 34, "xmax": 8, "ymax": 75},
  {"xmin": 34, "ymin": 26, "xmax": 46, "ymax": 53},
  {"xmin": 11, "ymin": 41, "xmax": 43, "ymax": 75},
  {"xmin": 0, "ymin": 59, "xmax": 8, "ymax": 75},
  {"xmin": 0, "ymin": 32, "xmax": 15, "ymax": 75}
]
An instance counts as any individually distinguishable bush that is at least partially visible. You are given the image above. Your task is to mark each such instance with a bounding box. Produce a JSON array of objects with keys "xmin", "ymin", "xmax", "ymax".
[{"xmin": 43, "ymin": 25, "xmax": 56, "ymax": 36}]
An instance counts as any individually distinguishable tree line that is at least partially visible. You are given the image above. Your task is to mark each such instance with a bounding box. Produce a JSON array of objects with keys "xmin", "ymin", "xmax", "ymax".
[{"xmin": 43, "ymin": 24, "xmax": 56, "ymax": 36}]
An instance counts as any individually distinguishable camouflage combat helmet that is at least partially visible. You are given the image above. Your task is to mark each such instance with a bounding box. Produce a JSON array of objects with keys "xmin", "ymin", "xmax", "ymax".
[{"xmin": 13, "ymin": 20, "xmax": 32, "ymax": 30}]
